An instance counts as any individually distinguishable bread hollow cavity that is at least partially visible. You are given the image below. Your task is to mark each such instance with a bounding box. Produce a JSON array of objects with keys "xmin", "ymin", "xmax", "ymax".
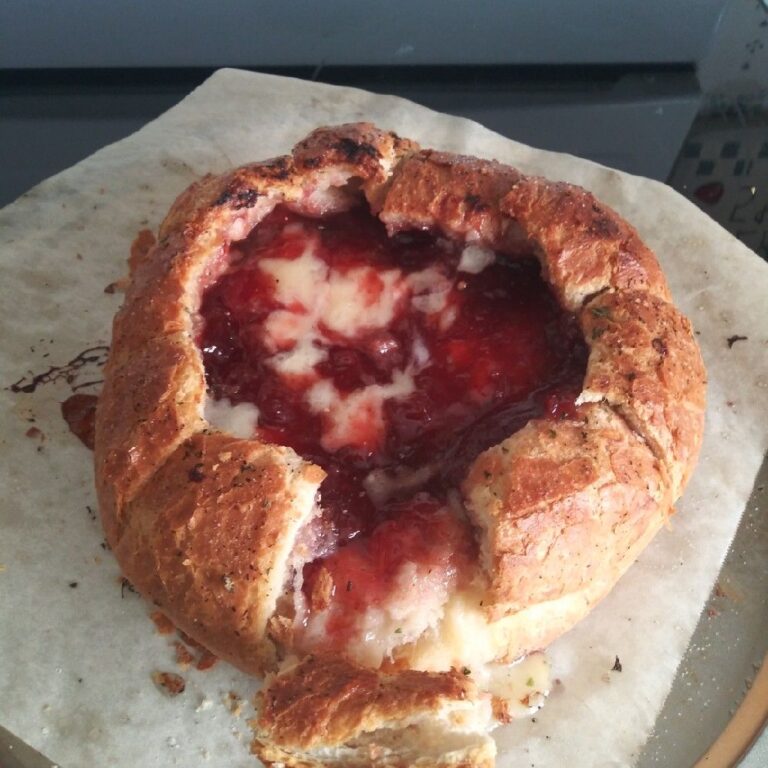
[{"xmin": 196, "ymin": 176, "xmax": 588, "ymax": 681}]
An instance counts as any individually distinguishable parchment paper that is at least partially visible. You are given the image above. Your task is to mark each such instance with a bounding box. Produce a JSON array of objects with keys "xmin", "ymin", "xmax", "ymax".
[{"xmin": 1, "ymin": 69, "xmax": 767, "ymax": 768}]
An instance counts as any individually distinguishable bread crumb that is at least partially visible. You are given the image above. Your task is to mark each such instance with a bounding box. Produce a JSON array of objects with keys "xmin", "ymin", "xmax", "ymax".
[
  {"xmin": 174, "ymin": 641, "xmax": 194, "ymax": 668},
  {"xmin": 309, "ymin": 565, "xmax": 334, "ymax": 610},
  {"xmin": 150, "ymin": 611, "xmax": 175, "ymax": 635},
  {"xmin": 196, "ymin": 649, "xmax": 219, "ymax": 671},
  {"xmin": 492, "ymin": 695, "xmax": 513, "ymax": 724},
  {"xmin": 225, "ymin": 691, "xmax": 243, "ymax": 716},
  {"xmin": 152, "ymin": 671, "xmax": 186, "ymax": 696},
  {"xmin": 178, "ymin": 630, "xmax": 204, "ymax": 650},
  {"xmin": 104, "ymin": 278, "xmax": 128, "ymax": 294}
]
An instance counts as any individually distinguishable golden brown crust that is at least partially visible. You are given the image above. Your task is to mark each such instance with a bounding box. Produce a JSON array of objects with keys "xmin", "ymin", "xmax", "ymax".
[
  {"xmin": 500, "ymin": 177, "xmax": 671, "ymax": 310},
  {"xmin": 257, "ymin": 655, "xmax": 475, "ymax": 747},
  {"xmin": 128, "ymin": 228, "xmax": 156, "ymax": 274},
  {"xmin": 579, "ymin": 290, "xmax": 706, "ymax": 496},
  {"xmin": 380, "ymin": 151, "xmax": 523, "ymax": 248},
  {"xmin": 253, "ymin": 655, "xmax": 495, "ymax": 768},
  {"xmin": 463, "ymin": 403, "xmax": 671, "ymax": 623},
  {"xmin": 293, "ymin": 122, "xmax": 418, "ymax": 181},
  {"xmin": 95, "ymin": 122, "xmax": 705, "ymax": 765},
  {"xmin": 115, "ymin": 432, "xmax": 324, "ymax": 674},
  {"xmin": 95, "ymin": 332, "xmax": 205, "ymax": 538}
]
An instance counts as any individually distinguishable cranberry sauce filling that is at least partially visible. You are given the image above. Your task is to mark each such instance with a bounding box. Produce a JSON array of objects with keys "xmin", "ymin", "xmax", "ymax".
[{"xmin": 199, "ymin": 204, "xmax": 587, "ymax": 644}]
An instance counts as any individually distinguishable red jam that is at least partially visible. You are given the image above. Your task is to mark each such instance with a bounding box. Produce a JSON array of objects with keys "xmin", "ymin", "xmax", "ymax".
[
  {"xmin": 302, "ymin": 497, "xmax": 474, "ymax": 643},
  {"xmin": 199, "ymin": 205, "xmax": 587, "ymax": 642}
]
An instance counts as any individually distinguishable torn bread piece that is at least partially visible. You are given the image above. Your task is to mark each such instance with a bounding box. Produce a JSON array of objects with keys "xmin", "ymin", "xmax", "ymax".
[{"xmin": 252, "ymin": 655, "xmax": 496, "ymax": 768}]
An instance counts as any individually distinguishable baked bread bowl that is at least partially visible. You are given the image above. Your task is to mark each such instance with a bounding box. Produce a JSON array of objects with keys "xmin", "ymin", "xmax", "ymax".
[{"xmin": 95, "ymin": 123, "xmax": 705, "ymax": 766}]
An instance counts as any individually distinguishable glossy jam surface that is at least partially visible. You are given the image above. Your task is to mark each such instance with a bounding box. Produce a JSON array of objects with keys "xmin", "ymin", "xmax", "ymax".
[
  {"xmin": 301, "ymin": 497, "xmax": 474, "ymax": 643},
  {"xmin": 199, "ymin": 205, "xmax": 587, "ymax": 647}
]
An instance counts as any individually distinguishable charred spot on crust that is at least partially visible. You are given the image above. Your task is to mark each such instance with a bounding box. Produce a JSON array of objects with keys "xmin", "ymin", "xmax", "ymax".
[
  {"xmin": 214, "ymin": 189, "xmax": 233, "ymax": 206},
  {"xmin": 188, "ymin": 463, "xmax": 206, "ymax": 482},
  {"xmin": 464, "ymin": 194, "xmax": 489, "ymax": 213},
  {"xmin": 652, "ymin": 337, "xmax": 668, "ymax": 357},
  {"xmin": 588, "ymin": 215, "xmax": 620, "ymax": 239},
  {"xmin": 590, "ymin": 306, "xmax": 612, "ymax": 320},
  {"xmin": 262, "ymin": 157, "xmax": 292, "ymax": 180},
  {"xmin": 215, "ymin": 188, "xmax": 262, "ymax": 209},
  {"xmin": 333, "ymin": 138, "xmax": 381, "ymax": 163},
  {"xmin": 233, "ymin": 189, "xmax": 262, "ymax": 209},
  {"xmin": 152, "ymin": 670, "xmax": 186, "ymax": 696}
]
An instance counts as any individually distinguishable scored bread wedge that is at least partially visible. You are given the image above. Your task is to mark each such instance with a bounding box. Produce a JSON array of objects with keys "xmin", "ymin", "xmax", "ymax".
[{"xmin": 252, "ymin": 655, "xmax": 496, "ymax": 768}]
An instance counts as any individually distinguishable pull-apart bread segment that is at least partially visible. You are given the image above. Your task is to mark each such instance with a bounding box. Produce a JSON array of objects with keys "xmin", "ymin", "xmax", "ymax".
[
  {"xmin": 253, "ymin": 655, "xmax": 495, "ymax": 768},
  {"xmin": 95, "ymin": 123, "xmax": 705, "ymax": 766}
]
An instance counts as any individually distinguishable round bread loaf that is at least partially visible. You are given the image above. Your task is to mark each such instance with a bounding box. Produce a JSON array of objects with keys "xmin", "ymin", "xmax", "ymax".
[{"xmin": 95, "ymin": 124, "xmax": 705, "ymax": 766}]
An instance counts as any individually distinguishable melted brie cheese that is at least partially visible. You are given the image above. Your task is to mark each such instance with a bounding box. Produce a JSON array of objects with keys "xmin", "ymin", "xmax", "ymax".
[
  {"xmin": 262, "ymin": 309, "xmax": 317, "ymax": 352},
  {"xmin": 268, "ymin": 337, "xmax": 328, "ymax": 377},
  {"xmin": 307, "ymin": 369, "xmax": 416, "ymax": 452},
  {"xmin": 394, "ymin": 585, "xmax": 551, "ymax": 719},
  {"xmin": 258, "ymin": 240, "xmax": 328, "ymax": 309},
  {"xmin": 300, "ymin": 556, "xmax": 457, "ymax": 670},
  {"xmin": 203, "ymin": 397, "xmax": 260, "ymax": 438},
  {"xmin": 478, "ymin": 653, "xmax": 551, "ymax": 718},
  {"xmin": 407, "ymin": 267, "xmax": 453, "ymax": 314},
  {"xmin": 458, "ymin": 244, "xmax": 496, "ymax": 274},
  {"xmin": 258, "ymin": 240, "xmax": 408, "ymax": 382},
  {"xmin": 323, "ymin": 267, "xmax": 404, "ymax": 336},
  {"xmin": 305, "ymin": 379, "xmax": 339, "ymax": 414},
  {"xmin": 363, "ymin": 464, "xmax": 437, "ymax": 507}
]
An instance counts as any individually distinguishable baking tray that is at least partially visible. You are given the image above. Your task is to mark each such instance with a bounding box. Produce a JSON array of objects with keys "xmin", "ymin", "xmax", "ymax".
[{"xmin": 637, "ymin": 454, "xmax": 768, "ymax": 766}]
